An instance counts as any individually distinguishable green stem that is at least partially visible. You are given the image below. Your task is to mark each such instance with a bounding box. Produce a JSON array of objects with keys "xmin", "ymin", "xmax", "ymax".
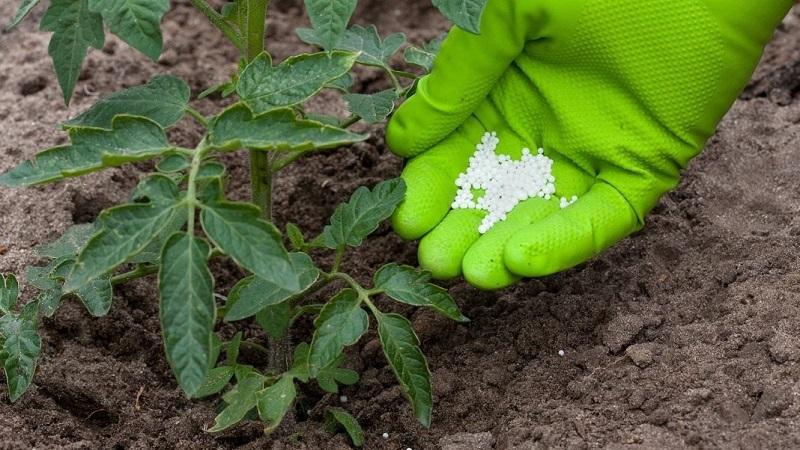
[
  {"xmin": 331, "ymin": 247, "xmax": 345, "ymax": 273},
  {"xmin": 244, "ymin": 0, "xmax": 268, "ymax": 60},
  {"xmin": 385, "ymin": 67, "xmax": 403, "ymax": 94},
  {"xmin": 340, "ymin": 114, "xmax": 361, "ymax": 128},
  {"xmin": 111, "ymin": 264, "xmax": 158, "ymax": 286},
  {"xmin": 185, "ymin": 107, "xmax": 209, "ymax": 128},
  {"xmin": 249, "ymin": 151, "xmax": 272, "ymax": 220},
  {"xmin": 189, "ymin": 0, "xmax": 245, "ymax": 52}
]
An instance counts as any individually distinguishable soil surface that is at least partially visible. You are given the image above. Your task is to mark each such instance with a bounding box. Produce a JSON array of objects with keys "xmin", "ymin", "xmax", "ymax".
[{"xmin": 2, "ymin": 1, "xmax": 800, "ymax": 449}]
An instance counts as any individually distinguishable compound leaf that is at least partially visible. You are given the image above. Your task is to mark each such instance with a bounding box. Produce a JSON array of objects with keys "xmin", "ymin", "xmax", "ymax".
[
  {"xmin": 225, "ymin": 252, "xmax": 318, "ymax": 321},
  {"xmin": 6, "ymin": 0, "xmax": 39, "ymax": 30},
  {"xmin": 404, "ymin": 36, "xmax": 444, "ymax": 72},
  {"xmin": 200, "ymin": 201, "xmax": 298, "ymax": 292},
  {"xmin": 298, "ymin": 25, "xmax": 405, "ymax": 69},
  {"xmin": 51, "ymin": 259, "xmax": 113, "ymax": 317},
  {"xmin": 40, "ymin": 0, "xmax": 105, "ymax": 104},
  {"xmin": 431, "ymin": 0, "xmax": 488, "ymax": 34},
  {"xmin": 256, "ymin": 376, "xmax": 296, "ymax": 432},
  {"xmin": 302, "ymin": 0, "xmax": 357, "ymax": 51},
  {"xmin": 66, "ymin": 201, "xmax": 181, "ymax": 292},
  {"xmin": 209, "ymin": 372, "xmax": 265, "ymax": 432},
  {"xmin": 0, "ymin": 115, "xmax": 172, "ymax": 187},
  {"xmin": 88, "ymin": 0, "xmax": 168, "ymax": 60},
  {"xmin": 374, "ymin": 263, "xmax": 468, "ymax": 322},
  {"xmin": 158, "ymin": 232, "xmax": 215, "ymax": 397},
  {"xmin": 0, "ymin": 274, "xmax": 19, "ymax": 314},
  {"xmin": 325, "ymin": 407, "xmax": 364, "ymax": 447},
  {"xmin": 65, "ymin": 75, "xmax": 190, "ymax": 129},
  {"xmin": 26, "ymin": 265, "xmax": 62, "ymax": 318},
  {"xmin": 35, "ymin": 223, "xmax": 96, "ymax": 259},
  {"xmin": 344, "ymin": 89, "xmax": 397, "ymax": 124},
  {"xmin": 0, "ymin": 302, "xmax": 41, "ymax": 402},
  {"xmin": 377, "ymin": 312, "xmax": 432, "ymax": 427},
  {"xmin": 322, "ymin": 178, "xmax": 405, "ymax": 249},
  {"xmin": 308, "ymin": 289, "xmax": 368, "ymax": 377},
  {"xmin": 209, "ymin": 104, "xmax": 365, "ymax": 152},
  {"xmin": 238, "ymin": 52, "xmax": 357, "ymax": 114}
]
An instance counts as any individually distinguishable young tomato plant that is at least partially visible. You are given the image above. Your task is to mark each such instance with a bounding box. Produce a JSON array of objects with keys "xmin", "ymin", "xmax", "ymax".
[{"xmin": 1, "ymin": 0, "xmax": 486, "ymax": 441}]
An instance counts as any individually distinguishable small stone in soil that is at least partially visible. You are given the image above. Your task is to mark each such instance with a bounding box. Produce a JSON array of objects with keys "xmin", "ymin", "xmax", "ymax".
[
  {"xmin": 558, "ymin": 349, "xmax": 565, "ymax": 357},
  {"xmin": 382, "ymin": 432, "xmax": 389, "ymax": 439}
]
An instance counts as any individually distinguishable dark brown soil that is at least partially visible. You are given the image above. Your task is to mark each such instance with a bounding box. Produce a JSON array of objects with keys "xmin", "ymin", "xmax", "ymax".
[{"xmin": 3, "ymin": 1, "xmax": 800, "ymax": 449}]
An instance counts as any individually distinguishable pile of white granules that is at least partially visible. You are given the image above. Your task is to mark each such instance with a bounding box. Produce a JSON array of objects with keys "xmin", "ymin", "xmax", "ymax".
[{"xmin": 451, "ymin": 132, "xmax": 576, "ymax": 234}]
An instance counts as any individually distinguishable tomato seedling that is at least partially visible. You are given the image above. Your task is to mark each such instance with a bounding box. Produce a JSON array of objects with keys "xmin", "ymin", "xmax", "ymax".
[{"xmin": 1, "ymin": 0, "xmax": 487, "ymax": 442}]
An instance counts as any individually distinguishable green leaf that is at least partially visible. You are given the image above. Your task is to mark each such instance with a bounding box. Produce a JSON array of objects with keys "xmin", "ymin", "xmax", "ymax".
[
  {"xmin": 286, "ymin": 223, "xmax": 306, "ymax": 251},
  {"xmin": 322, "ymin": 178, "xmax": 406, "ymax": 249},
  {"xmin": 6, "ymin": 0, "xmax": 39, "ymax": 30},
  {"xmin": 226, "ymin": 332, "xmax": 242, "ymax": 365},
  {"xmin": 65, "ymin": 75, "xmax": 191, "ymax": 129},
  {"xmin": 255, "ymin": 302, "xmax": 294, "ymax": 340},
  {"xmin": 25, "ymin": 265, "xmax": 62, "ymax": 318},
  {"xmin": 195, "ymin": 366, "xmax": 234, "ymax": 399},
  {"xmin": 40, "ymin": 0, "xmax": 105, "ymax": 104},
  {"xmin": 158, "ymin": 232, "xmax": 215, "ymax": 397},
  {"xmin": 209, "ymin": 105, "xmax": 366, "ymax": 152},
  {"xmin": 66, "ymin": 201, "xmax": 181, "ymax": 291},
  {"xmin": 237, "ymin": 52, "xmax": 358, "ymax": 114},
  {"xmin": 0, "ymin": 115, "xmax": 172, "ymax": 187},
  {"xmin": 36, "ymin": 223, "xmax": 96, "ymax": 259},
  {"xmin": 197, "ymin": 162, "xmax": 225, "ymax": 179},
  {"xmin": 404, "ymin": 36, "xmax": 444, "ymax": 72},
  {"xmin": 0, "ymin": 302, "xmax": 41, "ymax": 402},
  {"xmin": 343, "ymin": 89, "xmax": 397, "ymax": 124},
  {"xmin": 377, "ymin": 312, "xmax": 432, "ymax": 427},
  {"xmin": 0, "ymin": 274, "xmax": 19, "ymax": 314},
  {"xmin": 374, "ymin": 263, "xmax": 468, "ymax": 322},
  {"xmin": 288, "ymin": 342, "xmax": 310, "ymax": 382},
  {"xmin": 87, "ymin": 0, "xmax": 168, "ymax": 60},
  {"xmin": 432, "ymin": 0, "xmax": 488, "ymax": 34},
  {"xmin": 325, "ymin": 407, "xmax": 364, "ymax": 447},
  {"xmin": 302, "ymin": 0, "xmax": 357, "ymax": 51},
  {"xmin": 130, "ymin": 174, "xmax": 181, "ymax": 206},
  {"xmin": 298, "ymin": 25, "xmax": 405, "ymax": 69},
  {"xmin": 157, "ymin": 154, "xmax": 191, "ymax": 173},
  {"xmin": 326, "ymin": 73, "xmax": 354, "ymax": 92},
  {"xmin": 225, "ymin": 253, "xmax": 318, "ymax": 321},
  {"xmin": 209, "ymin": 373, "xmax": 265, "ymax": 432},
  {"xmin": 308, "ymin": 289, "xmax": 368, "ymax": 377},
  {"xmin": 200, "ymin": 201, "xmax": 298, "ymax": 291},
  {"xmin": 316, "ymin": 354, "xmax": 358, "ymax": 393},
  {"xmin": 51, "ymin": 259, "xmax": 113, "ymax": 317},
  {"xmin": 256, "ymin": 376, "xmax": 296, "ymax": 432}
]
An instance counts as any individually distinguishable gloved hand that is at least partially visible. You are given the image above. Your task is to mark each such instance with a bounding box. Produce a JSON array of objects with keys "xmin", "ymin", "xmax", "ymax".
[{"xmin": 387, "ymin": 0, "xmax": 793, "ymax": 289}]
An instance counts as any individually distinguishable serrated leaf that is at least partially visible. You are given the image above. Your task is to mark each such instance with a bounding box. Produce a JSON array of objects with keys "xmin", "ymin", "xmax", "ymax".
[
  {"xmin": 209, "ymin": 373, "xmax": 265, "ymax": 432},
  {"xmin": 256, "ymin": 302, "xmax": 294, "ymax": 341},
  {"xmin": 0, "ymin": 303, "xmax": 41, "ymax": 402},
  {"xmin": 6, "ymin": 0, "xmax": 39, "ymax": 30},
  {"xmin": 303, "ymin": 0, "xmax": 357, "ymax": 51},
  {"xmin": 0, "ymin": 274, "xmax": 19, "ymax": 314},
  {"xmin": 88, "ymin": 0, "xmax": 168, "ymax": 60},
  {"xmin": 308, "ymin": 289, "xmax": 368, "ymax": 377},
  {"xmin": 0, "ymin": 115, "xmax": 172, "ymax": 187},
  {"xmin": 225, "ymin": 253, "xmax": 318, "ymax": 321},
  {"xmin": 51, "ymin": 259, "xmax": 113, "ymax": 317},
  {"xmin": 256, "ymin": 376, "xmax": 296, "ymax": 432},
  {"xmin": 131, "ymin": 174, "xmax": 181, "ymax": 206},
  {"xmin": 377, "ymin": 312, "xmax": 432, "ymax": 427},
  {"xmin": 195, "ymin": 366, "xmax": 234, "ymax": 399},
  {"xmin": 298, "ymin": 25, "xmax": 405, "ymax": 69},
  {"xmin": 237, "ymin": 52, "xmax": 358, "ymax": 114},
  {"xmin": 66, "ymin": 201, "xmax": 181, "ymax": 291},
  {"xmin": 156, "ymin": 154, "xmax": 190, "ymax": 173},
  {"xmin": 36, "ymin": 223, "xmax": 97, "ymax": 259},
  {"xmin": 432, "ymin": 0, "xmax": 487, "ymax": 34},
  {"xmin": 65, "ymin": 75, "xmax": 191, "ymax": 130},
  {"xmin": 316, "ymin": 354, "xmax": 358, "ymax": 393},
  {"xmin": 404, "ymin": 36, "xmax": 444, "ymax": 72},
  {"xmin": 158, "ymin": 233, "xmax": 215, "ymax": 397},
  {"xmin": 40, "ymin": 0, "xmax": 104, "ymax": 104},
  {"xmin": 25, "ymin": 264, "xmax": 62, "ymax": 318},
  {"xmin": 200, "ymin": 201, "xmax": 298, "ymax": 292},
  {"xmin": 374, "ymin": 263, "xmax": 467, "ymax": 322},
  {"xmin": 322, "ymin": 178, "xmax": 406, "ymax": 249},
  {"xmin": 344, "ymin": 89, "xmax": 397, "ymax": 124},
  {"xmin": 325, "ymin": 407, "xmax": 364, "ymax": 447},
  {"xmin": 209, "ymin": 105, "xmax": 366, "ymax": 152}
]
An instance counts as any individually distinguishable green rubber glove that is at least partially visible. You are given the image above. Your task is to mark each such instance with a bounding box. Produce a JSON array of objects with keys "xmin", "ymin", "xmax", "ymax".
[{"xmin": 387, "ymin": 0, "xmax": 793, "ymax": 289}]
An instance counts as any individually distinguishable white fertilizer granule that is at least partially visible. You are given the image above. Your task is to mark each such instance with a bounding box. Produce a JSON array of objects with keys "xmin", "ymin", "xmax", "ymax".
[{"xmin": 453, "ymin": 132, "xmax": 571, "ymax": 233}]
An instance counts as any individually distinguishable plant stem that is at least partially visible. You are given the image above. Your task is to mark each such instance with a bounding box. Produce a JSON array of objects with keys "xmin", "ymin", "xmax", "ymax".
[
  {"xmin": 185, "ymin": 107, "xmax": 209, "ymax": 128},
  {"xmin": 189, "ymin": 0, "xmax": 245, "ymax": 52},
  {"xmin": 244, "ymin": 0, "xmax": 269, "ymax": 61},
  {"xmin": 249, "ymin": 151, "xmax": 273, "ymax": 220},
  {"xmin": 111, "ymin": 264, "xmax": 158, "ymax": 286}
]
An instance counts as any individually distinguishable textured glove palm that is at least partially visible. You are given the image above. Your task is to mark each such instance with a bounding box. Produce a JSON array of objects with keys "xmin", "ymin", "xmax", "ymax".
[{"xmin": 387, "ymin": 0, "xmax": 793, "ymax": 289}]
